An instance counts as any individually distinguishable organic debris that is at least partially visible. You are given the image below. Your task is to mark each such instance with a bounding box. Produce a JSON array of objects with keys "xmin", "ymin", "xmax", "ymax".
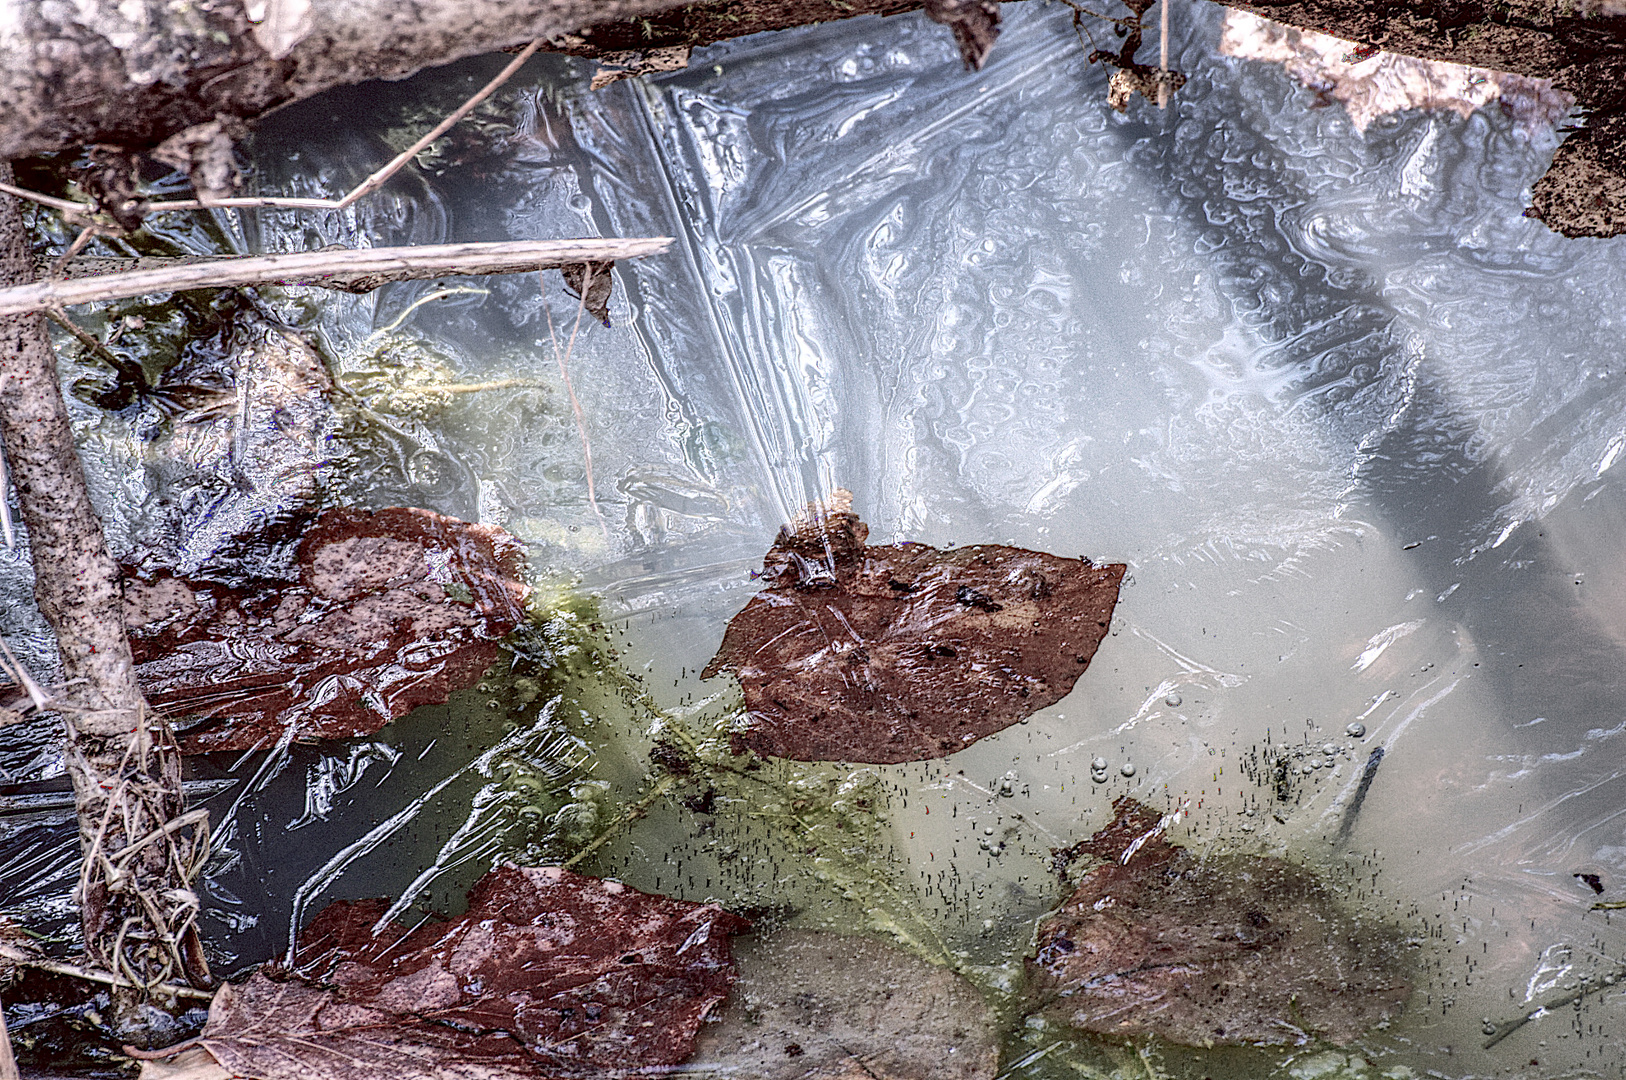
[
  {"xmin": 1220, "ymin": 11, "xmax": 1573, "ymax": 137},
  {"xmin": 1029, "ymin": 798, "xmax": 1410, "ymax": 1047},
  {"xmin": 702, "ymin": 492, "xmax": 1125, "ymax": 763},
  {"xmin": 139, "ymin": 866, "xmax": 748, "ymax": 1080},
  {"xmin": 924, "ymin": 0, "xmax": 1002, "ymax": 71},
  {"xmin": 124, "ymin": 506, "xmax": 528, "ymax": 754},
  {"xmin": 561, "ymin": 261, "xmax": 616, "ymax": 328},
  {"xmin": 684, "ymin": 929, "xmax": 999, "ymax": 1080},
  {"xmin": 1059, "ymin": 0, "xmax": 1184, "ymax": 112}
]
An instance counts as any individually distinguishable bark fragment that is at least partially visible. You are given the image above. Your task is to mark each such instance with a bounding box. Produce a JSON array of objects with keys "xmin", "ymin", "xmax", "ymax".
[{"xmin": 1227, "ymin": 0, "xmax": 1626, "ymax": 236}]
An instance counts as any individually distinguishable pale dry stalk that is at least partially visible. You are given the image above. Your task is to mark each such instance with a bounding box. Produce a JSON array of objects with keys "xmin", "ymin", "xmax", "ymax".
[{"xmin": 543, "ymin": 266, "xmax": 610, "ymax": 540}]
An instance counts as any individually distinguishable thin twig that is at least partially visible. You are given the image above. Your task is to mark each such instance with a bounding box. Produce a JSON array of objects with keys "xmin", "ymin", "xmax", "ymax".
[
  {"xmin": 51, "ymin": 226, "xmax": 107, "ymax": 277},
  {"xmin": 0, "ymin": 637, "xmax": 50, "ymax": 712},
  {"xmin": 543, "ymin": 268, "xmax": 610, "ymax": 541},
  {"xmin": 0, "ymin": 945, "xmax": 213, "ymax": 1001},
  {"xmin": 0, "ymin": 238, "xmax": 672, "ymax": 316},
  {"xmin": 0, "ymin": 181, "xmax": 84, "ymax": 215},
  {"xmin": 0, "ymin": 444, "xmax": 12, "ymax": 549},
  {"xmin": 43, "ymin": 307, "xmax": 148, "ymax": 393}
]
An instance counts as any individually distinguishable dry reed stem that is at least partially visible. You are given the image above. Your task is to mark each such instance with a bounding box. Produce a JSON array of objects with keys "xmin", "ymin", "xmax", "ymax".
[
  {"xmin": 543, "ymin": 267, "xmax": 610, "ymax": 541},
  {"xmin": 0, "ymin": 239, "xmax": 672, "ymax": 316}
]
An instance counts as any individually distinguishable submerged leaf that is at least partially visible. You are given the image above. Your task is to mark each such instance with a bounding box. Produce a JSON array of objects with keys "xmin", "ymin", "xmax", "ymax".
[
  {"xmin": 702, "ymin": 493, "xmax": 1125, "ymax": 763},
  {"xmin": 683, "ymin": 929, "xmax": 999, "ymax": 1080},
  {"xmin": 125, "ymin": 506, "xmax": 528, "ymax": 753},
  {"xmin": 1029, "ymin": 798, "xmax": 1411, "ymax": 1047},
  {"xmin": 180, "ymin": 867, "xmax": 746, "ymax": 1080}
]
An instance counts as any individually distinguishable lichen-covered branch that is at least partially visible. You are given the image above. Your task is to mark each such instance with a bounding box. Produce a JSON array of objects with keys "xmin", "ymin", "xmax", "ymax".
[{"xmin": 0, "ymin": 165, "xmax": 208, "ymax": 1042}]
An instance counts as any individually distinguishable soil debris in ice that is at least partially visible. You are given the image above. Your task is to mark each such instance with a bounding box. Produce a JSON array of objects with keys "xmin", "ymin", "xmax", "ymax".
[{"xmin": 683, "ymin": 929, "xmax": 998, "ymax": 1080}]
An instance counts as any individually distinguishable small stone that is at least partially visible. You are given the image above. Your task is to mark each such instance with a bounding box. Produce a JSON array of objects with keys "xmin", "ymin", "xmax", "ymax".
[{"xmin": 1346, "ymin": 722, "xmax": 1366, "ymax": 738}]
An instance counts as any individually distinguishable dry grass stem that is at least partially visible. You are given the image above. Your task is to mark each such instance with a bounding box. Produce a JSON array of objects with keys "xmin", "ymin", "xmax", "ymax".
[
  {"xmin": 0, "ymin": 637, "xmax": 50, "ymax": 712},
  {"xmin": 0, "ymin": 944, "xmax": 212, "ymax": 1003},
  {"xmin": 543, "ymin": 267, "xmax": 610, "ymax": 541},
  {"xmin": 0, "ymin": 238, "xmax": 671, "ymax": 316}
]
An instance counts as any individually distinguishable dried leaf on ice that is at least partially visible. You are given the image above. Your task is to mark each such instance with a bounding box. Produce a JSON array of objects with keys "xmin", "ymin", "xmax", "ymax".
[
  {"xmin": 159, "ymin": 867, "xmax": 747, "ymax": 1080},
  {"xmin": 683, "ymin": 930, "xmax": 998, "ymax": 1080},
  {"xmin": 561, "ymin": 261, "xmax": 615, "ymax": 327},
  {"xmin": 125, "ymin": 506, "xmax": 528, "ymax": 754},
  {"xmin": 1029, "ymin": 797, "xmax": 1411, "ymax": 1047},
  {"xmin": 702, "ymin": 493, "xmax": 1124, "ymax": 763}
]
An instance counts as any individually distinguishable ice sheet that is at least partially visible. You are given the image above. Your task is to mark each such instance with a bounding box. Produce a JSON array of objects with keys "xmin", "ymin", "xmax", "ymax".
[{"xmin": 5, "ymin": 1, "xmax": 1626, "ymax": 1073}]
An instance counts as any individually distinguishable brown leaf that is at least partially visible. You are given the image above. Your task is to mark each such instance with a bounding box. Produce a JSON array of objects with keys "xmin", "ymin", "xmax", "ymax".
[
  {"xmin": 187, "ymin": 867, "xmax": 746, "ymax": 1080},
  {"xmin": 702, "ymin": 493, "xmax": 1124, "ymax": 763},
  {"xmin": 685, "ymin": 929, "xmax": 998, "ymax": 1080},
  {"xmin": 923, "ymin": 0, "xmax": 1002, "ymax": 71},
  {"xmin": 561, "ymin": 261, "xmax": 615, "ymax": 328},
  {"xmin": 1028, "ymin": 797, "xmax": 1411, "ymax": 1047},
  {"xmin": 125, "ymin": 506, "xmax": 529, "ymax": 754}
]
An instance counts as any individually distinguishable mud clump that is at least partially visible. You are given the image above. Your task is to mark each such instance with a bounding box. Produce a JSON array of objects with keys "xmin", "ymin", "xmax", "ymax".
[{"xmin": 1030, "ymin": 797, "xmax": 1411, "ymax": 1047}]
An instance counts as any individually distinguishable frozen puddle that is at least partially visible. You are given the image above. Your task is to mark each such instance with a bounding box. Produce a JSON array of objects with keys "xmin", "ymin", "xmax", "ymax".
[{"xmin": 4, "ymin": 2, "xmax": 1626, "ymax": 1076}]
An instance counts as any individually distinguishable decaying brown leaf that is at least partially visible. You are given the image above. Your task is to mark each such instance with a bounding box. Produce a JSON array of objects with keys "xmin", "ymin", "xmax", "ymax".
[
  {"xmin": 683, "ymin": 929, "xmax": 998, "ymax": 1080},
  {"xmin": 148, "ymin": 867, "xmax": 747, "ymax": 1080},
  {"xmin": 1029, "ymin": 797, "xmax": 1411, "ymax": 1047},
  {"xmin": 124, "ymin": 506, "xmax": 528, "ymax": 754},
  {"xmin": 702, "ymin": 493, "xmax": 1124, "ymax": 763}
]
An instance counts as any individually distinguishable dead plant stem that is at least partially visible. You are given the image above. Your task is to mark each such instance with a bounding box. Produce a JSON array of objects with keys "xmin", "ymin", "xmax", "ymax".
[
  {"xmin": 0, "ymin": 239, "xmax": 671, "ymax": 316},
  {"xmin": 0, "ymin": 946, "xmax": 211, "ymax": 1002},
  {"xmin": 543, "ymin": 268, "xmax": 609, "ymax": 541},
  {"xmin": 0, "ymin": 992, "xmax": 15, "ymax": 1080}
]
